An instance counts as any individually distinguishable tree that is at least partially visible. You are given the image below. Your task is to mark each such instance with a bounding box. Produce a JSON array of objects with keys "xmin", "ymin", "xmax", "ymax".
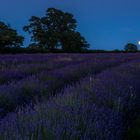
[
  {"xmin": 23, "ymin": 8, "xmax": 89, "ymax": 52},
  {"xmin": 27, "ymin": 43, "xmax": 39, "ymax": 49},
  {"xmin": 0, "ymin": 21, "xmax": 24, "ymax": 49},
  {"xmin": 124, "ymin": 43, "xmax": 138, "ymax": 52},
  {"xmin": 60, "ymin": 31, "xmax": 89, "ymax": 52}
]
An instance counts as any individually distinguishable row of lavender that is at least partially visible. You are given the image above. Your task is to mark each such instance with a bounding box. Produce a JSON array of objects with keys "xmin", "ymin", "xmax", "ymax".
[
  {"xmin": 0, "ymin": 54, "xmax": 94, "ymax": 84},
  {"xmin": 0, "ymin": 53, "xmax": 138, "ymax": 85},
  {"xmin": 0, "ymin": 54, "xmax": 117, "ymax": 70},
  {"xmin": 0, "ymin": 54, "xmax": 139, "ymax": 117},
  {"xmin": 0, "ymin": 59, "xmax": 140, "ymax": 139}
]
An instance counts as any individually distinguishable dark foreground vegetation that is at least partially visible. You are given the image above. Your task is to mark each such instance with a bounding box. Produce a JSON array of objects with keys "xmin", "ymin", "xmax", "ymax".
[{"xmin": 0, "ymin": 53, "xmax": 140, "ymax": 140}]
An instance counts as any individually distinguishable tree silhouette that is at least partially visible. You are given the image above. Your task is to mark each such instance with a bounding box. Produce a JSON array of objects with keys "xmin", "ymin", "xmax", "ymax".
[
  {"xmin": 124, "ymin": 43, "xmax": 138, "ymax": 52},
  {"xmin": 60, "ymin": 31, "xmax": 89, "ymax": 52},
  {"xmin": 23, "ymin": 8, "xmax": 89, "ymax": 52},
  {"xmin": 0, "ymin": 21, "xmax": 24, "ymax": 49}
]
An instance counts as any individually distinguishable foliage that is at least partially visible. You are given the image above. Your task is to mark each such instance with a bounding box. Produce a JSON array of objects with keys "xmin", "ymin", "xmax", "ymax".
[
  {"xmin": 60, "ymin": 31, "xmax": 89, "ymax": 52},
  {"xmin": 124, "ymin": 43, "xmax": 138, "ymax": 52},
  {"xmin": 0, "ymin": 21, "xmax": 24, "ymax": 50},
  {"xmin": 126, "ymin": 115, "xmax": 140, "ymax": 140},
  {"xmin": 23, "ymin": 8, "xmax": 89, "ymax": 52}
]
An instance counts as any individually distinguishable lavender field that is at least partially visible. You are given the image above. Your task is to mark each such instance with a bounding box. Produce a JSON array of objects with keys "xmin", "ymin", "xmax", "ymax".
[{"xmin": 0, "ymin": 53, "xmax": 140, "ymax": 140}]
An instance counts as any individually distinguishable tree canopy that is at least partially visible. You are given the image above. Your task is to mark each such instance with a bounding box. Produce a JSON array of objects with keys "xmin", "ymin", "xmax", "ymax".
[
  {"xmin": 61, "ymin": 31, "xmax": 89, "ymax": 52},
  {"xmin": 23, "ymin": 8, "xmax": 89, "ymax": 52},
  {"xmin": 0, "ymin": 21, "xmax": 24, "ymax": 49},
  {"xmin": 124, "ymin": 43, "xmax": 138, "ymax": 52}
]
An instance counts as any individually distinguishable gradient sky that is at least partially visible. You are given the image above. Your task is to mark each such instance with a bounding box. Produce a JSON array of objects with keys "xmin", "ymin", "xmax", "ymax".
[{"xmin": 0, "ymin": 0, "xmax": 140, "ymax": 50}]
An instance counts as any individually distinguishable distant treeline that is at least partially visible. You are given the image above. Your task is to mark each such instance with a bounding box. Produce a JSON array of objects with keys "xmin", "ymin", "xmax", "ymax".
[
  {"xmin": 0, "ymin": 47, "xmax": 139, "ymax": 54},
  {"xmin": 0, "ymin": 8, "xmax": 139, "ymax": 53}
]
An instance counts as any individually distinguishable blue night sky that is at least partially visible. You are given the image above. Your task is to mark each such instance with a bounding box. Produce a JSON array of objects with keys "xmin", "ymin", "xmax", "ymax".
[{"xmin": 0, "ymin": 0, "xmax": 140, "ymax": 50}]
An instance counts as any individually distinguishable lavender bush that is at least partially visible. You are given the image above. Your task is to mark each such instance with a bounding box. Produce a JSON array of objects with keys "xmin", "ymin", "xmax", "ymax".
[
  {"xmin": 0, "ymin": 58, "xmax": 140, "ymax": 140},
  {"xmin": 1, "ymin": 53, "xmax": 139, "ymax": 117}
]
